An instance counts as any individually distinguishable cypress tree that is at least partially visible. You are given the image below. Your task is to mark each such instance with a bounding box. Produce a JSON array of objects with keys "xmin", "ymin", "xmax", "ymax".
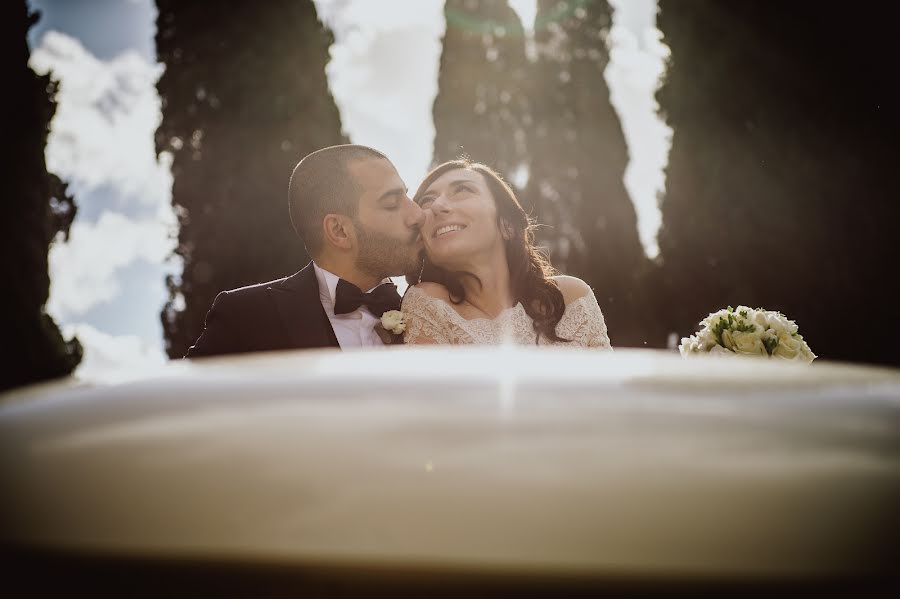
[
  {"xmin": 2, "ymin": 1, "xmax": 82, "ymax": 391},
  {"xmin": 432, "ymin": 0, "xmax": 532, "ymax": 176},
  {"xmin": 155, "ymin": 0, "xmax": 347, "ymax": 358},
  {"xmin": 656, "ymin": 1, "xmax": 900, "ymax": 364},
  {"xmin": 525, "ymin": 0, "xmax": 651, "ymax": 346}
]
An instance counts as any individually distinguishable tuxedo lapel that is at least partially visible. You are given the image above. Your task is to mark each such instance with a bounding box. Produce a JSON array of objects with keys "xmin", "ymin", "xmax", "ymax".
[{"xmin": 268, "ymin": 263, "xmax": 340, "ymax": 349}]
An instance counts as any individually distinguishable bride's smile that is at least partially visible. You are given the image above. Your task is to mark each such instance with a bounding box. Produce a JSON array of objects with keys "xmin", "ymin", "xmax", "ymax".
[{"xmin": 433, "ymin": 224, "xmax": 467, "ymax": 238}]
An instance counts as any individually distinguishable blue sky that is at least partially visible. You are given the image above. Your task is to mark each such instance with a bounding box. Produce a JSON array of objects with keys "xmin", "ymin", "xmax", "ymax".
[{"xmin": 29, "ymin": 0, "xmax": 156, "ymax": 61}]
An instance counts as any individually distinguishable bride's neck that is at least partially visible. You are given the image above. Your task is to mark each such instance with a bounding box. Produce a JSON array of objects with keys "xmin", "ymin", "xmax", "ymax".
[{"xmin": 457, "ymin": 249, "xmax": 514, "ymax": 318}]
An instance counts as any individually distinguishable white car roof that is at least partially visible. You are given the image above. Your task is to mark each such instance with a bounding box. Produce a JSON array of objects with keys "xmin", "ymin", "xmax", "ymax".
[{"xmin": 2, "ymin": 348, "xmax": 899, "ymax": 578}]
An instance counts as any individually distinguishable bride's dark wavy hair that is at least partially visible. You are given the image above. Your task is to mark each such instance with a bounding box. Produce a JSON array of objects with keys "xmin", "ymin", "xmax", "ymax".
[{"xmin": 407, "ymin": 159, "xmax": 569, "ymax": 343}]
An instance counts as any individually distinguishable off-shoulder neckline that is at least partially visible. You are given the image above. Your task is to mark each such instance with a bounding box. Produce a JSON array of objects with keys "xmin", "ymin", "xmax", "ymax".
[
  {"xmin": 403, "ymin": 286, "xmax": 523, "ymax": 323},
  {"xmin": 403, "ymin": 285, "xmax": 592, "ymax": 324}
]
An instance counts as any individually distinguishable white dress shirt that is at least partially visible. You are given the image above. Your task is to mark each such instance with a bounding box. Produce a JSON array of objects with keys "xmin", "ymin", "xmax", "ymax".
[{"xmin": 313, "ymin": 262, "xmax": 390, "ymax": 349}]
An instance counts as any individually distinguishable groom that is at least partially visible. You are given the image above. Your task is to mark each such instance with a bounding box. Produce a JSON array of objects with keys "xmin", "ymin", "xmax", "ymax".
[{"xmin": 186, "ymin": 145, "xmax": 424, "ymax": 357}]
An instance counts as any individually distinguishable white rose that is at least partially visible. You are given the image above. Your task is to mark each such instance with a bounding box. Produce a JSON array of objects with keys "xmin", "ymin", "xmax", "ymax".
[
  {"xmin": 708, "ymin": 344, "xmax": 737, "ymax": 357},
  {"xmin": 381, "ymin": 310, "xmax": 406, "ymax": 334},
  {"xmin": 769, "ymin": 328, "xmax": 816, "ymax": 364},
  {"xmin": 720, "ymin": 329, "xmax": 736, "ymax": 351},
  {"xmin": 701, "ymin": 309, "xmax": 731, "ymax": 329},
  {"xmin": 764, "ymin": 311, "xmax": 799, "ymax": 335},
  {"xmin": 797, "ymin": 339, "xmax": 817, "ymax": 364},
  {"xmin": 771, "ymin": 331, "xmax": 802, "ymax": 360},
  {"xmin": 735, "ymin": 306, "xmax": 757, "ymax": 324},
  {"xmin": 692, "ymin": 334, "xmax": 711, "ymax": 355},
  {"xmin": 753, "ymin": 311, "xmax": 769, "ymax": 329},
  {"xmin": 730, "ymin": 330, "xmax": 768, "ymax": 356},
  {"xmin": 761, "ymin": 328, "xmax": 778, "ymax": 354},
  {"xmin": 698, "ymin": 328, "xmax": 718, "ymax": 351}
]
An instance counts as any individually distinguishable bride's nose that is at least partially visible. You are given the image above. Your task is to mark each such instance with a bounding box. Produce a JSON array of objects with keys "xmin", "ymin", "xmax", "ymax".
[{"xmin": 430, "ymin": 193, "xmax": 451, "ymax": 214}]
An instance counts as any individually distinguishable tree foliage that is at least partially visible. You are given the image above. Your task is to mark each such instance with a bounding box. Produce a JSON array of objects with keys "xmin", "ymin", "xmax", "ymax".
[
  {"xmin": 655, "ymin": 0, "xmax": 900, "ymax": 364},
  {"xmin": 155, "ymin": 0, "xmax": 347, "ymax": 358},
  {"xmin": 432, "ymin": 0, "xmax": 532, "ymax": 175},
  {"xmin": 2, "ymin": 1, "xmax": 82, "ymax": 391},
  {"xmin": 432, "ymin": 0, "xmax": 653, "ymax": 345},
  {"xmin": 525, "ymin": 0, "xmax": 652, "ymax": 345}
]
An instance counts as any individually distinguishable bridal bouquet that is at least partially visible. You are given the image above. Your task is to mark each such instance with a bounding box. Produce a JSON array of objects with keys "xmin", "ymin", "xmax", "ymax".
[{"xmin": 679, "ymin": 306, "xmax": 816, "ymax": 363}]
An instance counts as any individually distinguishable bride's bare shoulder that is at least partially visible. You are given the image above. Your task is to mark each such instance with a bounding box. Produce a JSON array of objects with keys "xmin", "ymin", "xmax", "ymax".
[
  {"xmin": 551, "ymin": 275, "xmax": 594, "ymax": 305},
  {"xmin": 409, "ymin": 281, "xmax": 452, "ymax": 301}
]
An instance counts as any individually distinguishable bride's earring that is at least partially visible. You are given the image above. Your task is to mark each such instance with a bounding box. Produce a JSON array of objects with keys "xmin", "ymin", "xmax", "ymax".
[{"xmin": 417, "ymin": 255, "xmax": 426, "ymax": 284}]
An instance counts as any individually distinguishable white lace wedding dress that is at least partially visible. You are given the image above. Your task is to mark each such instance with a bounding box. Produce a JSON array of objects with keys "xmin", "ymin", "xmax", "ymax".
[{"xmin": 401, "ymin": 286, "xmax": 612, "ymax": 349}]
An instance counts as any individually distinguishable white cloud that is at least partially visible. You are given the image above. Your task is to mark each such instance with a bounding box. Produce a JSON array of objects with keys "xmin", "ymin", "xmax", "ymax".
[
  {"xmin": 606, "ymin": 0, "xmax": 671, "ymax": 259},
  {"xmin": 47, "ymin": 211, "xmax": 175, "ymax": 319},
  {"xmin": 28, "ymin": 31, "xmax": 170, "ymax": 212},
  {"xmin": 28, "ymin": 29, "xmax": 176, "ymax": 385},
  {"xmin": 63, "ymin": 323, "xmax": 167, "ymax": 384},
  {"xmin": 316, "ymin": 0, "xmax": 443, "ymax": 35},
  {"xmin": 508, "ymin": 0, "xmax": 537, "ymax": 34},
  {"xmin": 314, "ymin": 0, "xmax": 445, "ymax": 187}
]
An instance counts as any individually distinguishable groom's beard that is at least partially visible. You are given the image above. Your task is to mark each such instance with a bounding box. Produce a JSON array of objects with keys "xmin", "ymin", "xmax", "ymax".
[{"xmin": 354, "ymin": 222, "xmax": 420, "ymax": 279}]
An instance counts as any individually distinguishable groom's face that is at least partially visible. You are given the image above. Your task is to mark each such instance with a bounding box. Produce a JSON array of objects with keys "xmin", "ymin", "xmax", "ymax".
[{"xmin": 348, "ymin": 158, "xmax": 424, "ymax": 277}]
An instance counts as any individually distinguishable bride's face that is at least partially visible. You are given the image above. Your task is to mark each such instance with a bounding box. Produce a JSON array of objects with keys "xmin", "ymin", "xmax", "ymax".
[{"xmin": 416, "ymin": 168, "xmax": 504, "ymax": 268}]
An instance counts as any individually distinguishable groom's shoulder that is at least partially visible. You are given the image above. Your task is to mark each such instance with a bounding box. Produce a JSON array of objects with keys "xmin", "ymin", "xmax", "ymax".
[
  {"xmin": 212, "ymin": 272, "xmax": 300, "ymax": 309},
  {"xmin": 224, "ymin": 275, "xmax": 292, "ymax": 295},
  {"xmin": 217, "ymin": 276, "xmax": 285, "ymax": 299},
  {"xmin": 552, "ymin": 275, "xmax": 593, "ymax": 305}
]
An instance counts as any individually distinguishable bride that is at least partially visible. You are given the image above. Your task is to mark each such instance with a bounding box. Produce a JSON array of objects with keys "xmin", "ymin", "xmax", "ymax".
[{"xmin": 401, "ymin": 159, "xmax": 612, "ymax": 349}]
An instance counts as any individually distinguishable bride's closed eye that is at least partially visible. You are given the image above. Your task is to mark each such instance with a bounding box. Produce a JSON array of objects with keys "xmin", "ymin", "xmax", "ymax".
[{"xmin": 417, "ymin": 182, "xmax": 475, "ymax": 209}]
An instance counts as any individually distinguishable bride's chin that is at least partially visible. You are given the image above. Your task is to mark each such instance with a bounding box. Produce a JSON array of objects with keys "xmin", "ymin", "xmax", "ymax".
[{"xmin": 426, "ymin": 241, "xmax": 476, "ymax": 269}]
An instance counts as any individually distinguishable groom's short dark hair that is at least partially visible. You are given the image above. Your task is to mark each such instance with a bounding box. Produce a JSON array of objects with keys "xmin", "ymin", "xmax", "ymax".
[{"xmin": 289, "ymin": 144, "xmax": 389, "ymax": 255}]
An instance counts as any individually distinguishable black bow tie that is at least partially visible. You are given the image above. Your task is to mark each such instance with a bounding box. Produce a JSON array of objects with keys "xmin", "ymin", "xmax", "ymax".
[{"xmin": 333, "ymin": 279, "xmax": 401, "ymax": 317}]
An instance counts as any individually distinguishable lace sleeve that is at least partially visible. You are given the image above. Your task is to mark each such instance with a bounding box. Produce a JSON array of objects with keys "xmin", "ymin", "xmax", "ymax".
[
  {"xmin": 556, "ymin": 290, "xmax": 613, "ymax": 350},
  {"xmin": 401, "ymin": 286, "xmax": 451, "ymax": 345}
]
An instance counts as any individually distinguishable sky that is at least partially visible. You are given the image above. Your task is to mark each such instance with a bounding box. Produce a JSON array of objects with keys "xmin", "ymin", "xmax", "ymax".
[
  {"xmin": 28, "ymin": 0, "xmax": 174, "ymax": 383},
  {"xmin": 26, "ymin": 0, "xmax": 668, "ymax": 382}
]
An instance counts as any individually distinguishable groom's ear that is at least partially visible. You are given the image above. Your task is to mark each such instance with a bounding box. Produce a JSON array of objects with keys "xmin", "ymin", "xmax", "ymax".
[{"xmin": 322, "ymin": 214, "xmax": 354, "ymax": 250}]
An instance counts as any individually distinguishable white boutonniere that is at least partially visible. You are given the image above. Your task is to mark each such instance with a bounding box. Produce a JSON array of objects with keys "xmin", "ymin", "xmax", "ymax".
[
  {"xmin": 374, "ymin": 310, "xmax": 406, "ymax": 345},
  {"xmin": 381, "ymin": 310, "xmax": 407, "ymax": 335}
]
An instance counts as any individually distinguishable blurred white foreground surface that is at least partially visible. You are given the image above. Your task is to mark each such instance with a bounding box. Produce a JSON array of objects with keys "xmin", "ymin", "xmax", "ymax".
[{"xmin": 2, "ymin": 348, "xmax": 899, "ymax": 579}]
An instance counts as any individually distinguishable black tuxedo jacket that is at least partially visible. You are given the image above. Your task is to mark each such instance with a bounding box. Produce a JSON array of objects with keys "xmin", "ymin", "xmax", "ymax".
[{"xmin": 186, "ymin": 263, "xmax": 339, "ymax": 358}]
